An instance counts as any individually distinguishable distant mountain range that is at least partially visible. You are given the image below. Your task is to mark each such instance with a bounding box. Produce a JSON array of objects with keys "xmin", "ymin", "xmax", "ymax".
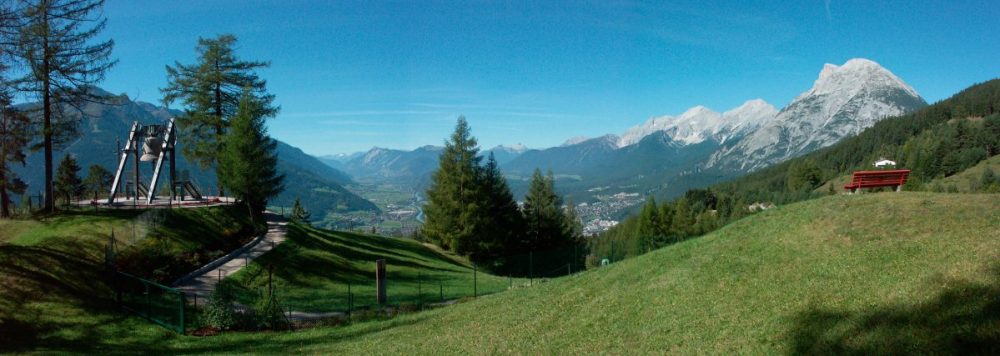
[
  {"xmin": 322, "ymin": 58, "xmax": 927, "ymax": 203},
  {"xmin": 14, "ymin": 89, "xmax": 376, "ymax": 217},
  {"xmin": 322, "ymin": 144, "xmax": 528, "ymax": 189}
]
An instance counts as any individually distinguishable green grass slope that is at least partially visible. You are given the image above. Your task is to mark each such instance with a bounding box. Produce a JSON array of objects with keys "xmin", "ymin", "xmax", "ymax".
[
  {"xmin": 227, "ymin": 224, "xmax": 525, "ymax": 313},
  {"xmin": 7, "ymin": 193, "xmax": 1000, "ymax": 353},
  {"xmin": 0, "ymin": 207, "xmax": 256, "ymax": 353},
  {"xmin": 929, "ymin": 154, "xmax": 1000, "ymax": 192},
  {"xmin": 153, "ymin": 192, "xmax": 1000, "ymax": 353}
]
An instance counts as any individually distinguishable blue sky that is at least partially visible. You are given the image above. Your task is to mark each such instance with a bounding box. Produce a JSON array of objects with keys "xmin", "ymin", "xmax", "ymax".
[{"xmin": 99, "ymin": 1, "xmax": 1000, "ymax": 155}]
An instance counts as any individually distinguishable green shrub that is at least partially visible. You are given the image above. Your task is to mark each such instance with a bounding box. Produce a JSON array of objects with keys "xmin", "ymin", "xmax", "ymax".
[
  {"xmin": 202, "ymin": 282, "xmax": 237, "ymax": 331},
  {"xmin": 251, "ymin": 292, "xmax": 290, "ymax": 331}
]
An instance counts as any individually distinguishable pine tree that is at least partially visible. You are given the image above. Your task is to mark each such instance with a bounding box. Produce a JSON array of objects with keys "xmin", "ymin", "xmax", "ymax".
[
  {"xmin": 161, "ymin": 34, "xmax": 275, "ymax": 171},
  {"xmin": 656, "ymin": 202, "xmax": 675, "ymax": 242},
  {"xmin": 291, "ymin": 197, "xmax": 311, "ymax": 223},
  {"xmin": 636, "ymin": 197, "xmax": 660, "ymax": 252},
  {"xmin": 471, "ymin": 152, "xmax": 524, "ymax": 266},
  {"xmin": 14, "ymin": 0, "xmax": 115, "ymax": 212},
  {"xmin": 522, "ymin": 169, "xmax": 566, "ymax": 251},
  {"xmin": 787, "ymin": 159, "xmax": 822, "ymax": 191},
  {"xmin": 561, "ymin": 198, "xmax": 583, "ymax": 242},
  {"xmin": 82, "ymin": 164, "xmax": 111, "ymax": 201},
  {"xmin": 672, "ymin": 197, "xmax": 694, "ymax": 238},
  {"xmin": 421, "ymin": 116, "xmax": 483, "ymax": 252},
  {"xmin": 217, "ymin": 91, "xmax": 284, "ymax": 224},
  {"xmin": 54, "ymin": 154, "xmax": 81, "ymax": 206}
]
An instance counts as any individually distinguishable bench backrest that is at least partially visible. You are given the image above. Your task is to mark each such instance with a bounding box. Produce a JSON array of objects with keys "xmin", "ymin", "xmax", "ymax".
[{"xmin": 849, "ymin": 170, "xmax": 910, "ymax": 186}]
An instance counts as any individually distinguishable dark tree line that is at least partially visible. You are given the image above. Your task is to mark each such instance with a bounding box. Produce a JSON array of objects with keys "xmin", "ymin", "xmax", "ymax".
[{"xmin": 422, "ymin": 117, "xmax": 584, "ymax": 275}]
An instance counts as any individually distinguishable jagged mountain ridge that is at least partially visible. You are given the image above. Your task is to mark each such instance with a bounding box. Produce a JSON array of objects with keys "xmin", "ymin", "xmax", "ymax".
[
  {"xmin": 321, "ymin": 58, "xmax": 925, "ymax": 203},
  {"xmin": 709, "ymin": 58, "xmax": 927, "ymax": 171},
  {"xmin": 325, "ymin": 144, "xmax": 528, "ymax": 189}
]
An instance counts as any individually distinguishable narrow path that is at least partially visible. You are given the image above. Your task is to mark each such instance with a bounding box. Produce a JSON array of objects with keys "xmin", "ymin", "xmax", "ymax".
[{"xmin": 175, "ymin": 212, "xmax": 288, "ymax": 301}]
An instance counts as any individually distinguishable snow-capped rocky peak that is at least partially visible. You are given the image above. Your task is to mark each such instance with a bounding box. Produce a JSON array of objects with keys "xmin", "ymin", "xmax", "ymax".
[
  {"xmin": 708, "ymin": 58, "xmax": 926, "ymax": 171},
  {"xmin": 616, "ymin": 100, "xmax": 776, "ymax": 148},
  {"xmin": 806, "ymin": 58, "xmax": 920, "ymax": 101},
  {"xmin": 719, "ymin": 99, "xmax": 778, "ymax": 143},
  {"xmin": 495, "ymin": 143, "xmax": 528, "ymax": 153}
]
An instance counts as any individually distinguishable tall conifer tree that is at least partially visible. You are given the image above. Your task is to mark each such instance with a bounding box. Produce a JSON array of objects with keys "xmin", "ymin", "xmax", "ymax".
[
  {"xmin": 522, "ymin": 169, "xmax": 565, "ymax": 251},
  {"xmin": 161, "ymin": 34, "xmax": 275, "ymax": 195},
  {"xmin": 217, "ymin": 91, "xmax": 284, "ymax": 223},
  {"xmin": 472, "ymin": 152, "xmax": 524, "ymax": 266},
  {"xmin": 421, "ymin": 116, "xmax": 483, "ymax": 253},
  {"xmin": 15, "ymin": 0, "xmax": 115, "ymax": 211}
]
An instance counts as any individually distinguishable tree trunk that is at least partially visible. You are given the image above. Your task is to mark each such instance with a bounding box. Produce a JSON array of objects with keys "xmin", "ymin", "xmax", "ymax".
[
  {"xmin": 42, "ymin": 10, "xmax": 54, "ymax": 212},
  {"xmin": 0, "ymin": 179, "xmax": 9, "ymax": 218},
  {"xmin": 214, "ymin": 80, "xmax": 224, "ymax": 200}
]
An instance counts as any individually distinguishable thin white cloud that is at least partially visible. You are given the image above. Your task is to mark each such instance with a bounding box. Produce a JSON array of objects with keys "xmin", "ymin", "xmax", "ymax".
[
  {"xmin": 282, "ymin": 110, "xmax": 443, "ymax": 118},
  {"xmin": 825, "ymin": 0, "xmax": 833, "ymax": 22}
]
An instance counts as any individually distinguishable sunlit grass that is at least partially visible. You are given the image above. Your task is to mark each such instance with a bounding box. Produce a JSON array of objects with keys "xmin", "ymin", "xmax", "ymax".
[{"xmin": 227, "ymin": 223, "xmax": 526, "ymax": 313}]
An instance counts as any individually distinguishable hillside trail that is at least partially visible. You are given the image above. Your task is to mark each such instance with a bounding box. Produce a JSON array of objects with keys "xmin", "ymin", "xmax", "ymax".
[
  {"xmin": 175, "ymin": 211, "xmax": 287, "ymax": 302},
  {"xmin": 174, "ymin": 211, "xmax": 465, "ymax": 323}
]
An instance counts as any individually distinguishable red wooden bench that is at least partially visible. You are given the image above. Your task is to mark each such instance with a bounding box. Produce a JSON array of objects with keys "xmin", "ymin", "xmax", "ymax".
[{"xmin": 843, "ymin": 169, "xmax": 911, "ymax": 193}]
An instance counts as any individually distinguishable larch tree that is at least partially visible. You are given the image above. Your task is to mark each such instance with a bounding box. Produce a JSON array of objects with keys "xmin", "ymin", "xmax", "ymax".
[
  {"xmin": 14, "ymin": 0, "xmax": 115, "ymax": 212},
  {"xmin": 161, "ymin": 34, "xmax": 276, "ymax": 197},
  {"xmin": 217, "ymin": 90, "xmax": 284, "ymax": 225},
  {"xmin": 421, "ymin": 116, "xmax": 483, "ymax": 253}
]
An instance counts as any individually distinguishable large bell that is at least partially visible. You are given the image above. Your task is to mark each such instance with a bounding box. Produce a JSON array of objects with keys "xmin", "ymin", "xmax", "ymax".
[{"xmin": 140, "ymin": 136, "xmax": 163, "ymax": 161}]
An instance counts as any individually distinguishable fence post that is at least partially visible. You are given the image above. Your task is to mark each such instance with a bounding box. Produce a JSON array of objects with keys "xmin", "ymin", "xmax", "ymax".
[
  {"xmin": 178, "ymin": 291, "xmax": 186, "ymax": 335},
  {"xmin": 439, "ymin": 282, "xmax": 443, "ymax": 302},
  {"xmin": 376, "ymin": 259, "xmax": 387, "ymax": 305},
  {"xmin": 347, "ymin": 281, "xmax": 352, "ymax": 320},
  {"xmin": 473, "ymin": 264, "xmax": 477, "ymax": 298},
  {"xmin": 417, "ymin": 272, "xmax": 422, "ymax": 308},
  {"xmin": 567, "ymin": 263, "xmax": 571, "ymax": 276}
]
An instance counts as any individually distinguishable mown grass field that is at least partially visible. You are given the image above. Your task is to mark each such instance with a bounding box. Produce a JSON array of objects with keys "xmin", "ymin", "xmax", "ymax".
[
  {"xmin": 227, "ymin": 223, "xmax": 527, "ymax": 313},
  {"xmin": 5, "ymin": 192, "xmax": 1000, "ymax": 354}
]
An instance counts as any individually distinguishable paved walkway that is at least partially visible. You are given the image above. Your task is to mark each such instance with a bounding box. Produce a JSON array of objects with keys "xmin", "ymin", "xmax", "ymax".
[{"xmin": 175, "ymin": 212, "xmax": 288, "ymax": 301}]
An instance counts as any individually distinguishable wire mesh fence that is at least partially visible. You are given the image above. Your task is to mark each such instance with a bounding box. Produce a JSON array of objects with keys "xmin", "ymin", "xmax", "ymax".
[
  {"xmin": 114, "ymin": 271, "xmax": 186, "ymax": 334},
  {"xmin": 233, "ymin": 243, "xmax": 605, "ymax": 321}
]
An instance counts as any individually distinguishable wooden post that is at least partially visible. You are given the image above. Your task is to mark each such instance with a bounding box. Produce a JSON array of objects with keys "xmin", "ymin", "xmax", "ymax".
[{"xmin": 376, "ymin": 259, "xmax": 387, "ymax": 305}]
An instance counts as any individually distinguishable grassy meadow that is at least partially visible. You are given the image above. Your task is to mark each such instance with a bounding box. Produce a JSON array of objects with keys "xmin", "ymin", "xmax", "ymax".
[
  {"xmin": 226, "ymin": 223, "xmax": 527, "ymax": 313},
  {"xmin": 3, "ymin": 192, "xmax": 1000, "ymax": 353}
]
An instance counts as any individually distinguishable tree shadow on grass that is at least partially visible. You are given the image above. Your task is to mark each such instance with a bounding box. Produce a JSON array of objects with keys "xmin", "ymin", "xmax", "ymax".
[{"xmin": 788, "ymin": 265, "xmax": 1000, "ymax": 354}]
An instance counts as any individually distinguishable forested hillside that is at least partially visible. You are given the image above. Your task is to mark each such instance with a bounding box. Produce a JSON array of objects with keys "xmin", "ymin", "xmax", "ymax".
[{"xmin": 594, "ymin": 78, "xmax": 1000, "ymax": 260}]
